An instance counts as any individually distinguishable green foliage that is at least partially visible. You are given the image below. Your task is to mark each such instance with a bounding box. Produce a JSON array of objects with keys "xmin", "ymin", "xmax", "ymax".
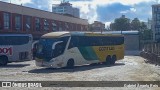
[
  {"xmin": 110, "ymin": 15, "xmax": 152, "ymax": 41},
  {"xmin": 140, "ymin": 22, "xmax": 147, "ymax": 30},
  {"xmin": 110, "ymin": 16, "xmax": 147, "ymax": 31},
  {"xmin": 110, "ymin": 16, "xmax": 130, "ymax": 31},
  {"xmin": 140, "ymin": 29, "xmax": 153, "ymax": 40},
  {"xmin": 130, "ymin": 18, "xmax": 141, "ymax": 30}
]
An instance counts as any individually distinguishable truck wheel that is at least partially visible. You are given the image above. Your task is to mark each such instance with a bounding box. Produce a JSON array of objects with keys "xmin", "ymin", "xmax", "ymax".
[
  {"xmin": 66, "ymin": 59, "xmax": 74, "ymax": 69},
  {"xmin": 0, "ymin": 56, "xmax": 8, "ymax": 66},
  {"xmin": 111, "ymin": 55, "xmax": 117, "ymax": 65},
  {"xmin": 105, "ymin": 55, "xmax": 112, "ymax": 65}
]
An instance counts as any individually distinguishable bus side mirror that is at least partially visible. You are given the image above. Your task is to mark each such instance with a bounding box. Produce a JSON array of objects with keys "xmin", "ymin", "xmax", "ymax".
[{"xmin": 52, "ymin": 41, "xmax": 63, "ymax": 50}]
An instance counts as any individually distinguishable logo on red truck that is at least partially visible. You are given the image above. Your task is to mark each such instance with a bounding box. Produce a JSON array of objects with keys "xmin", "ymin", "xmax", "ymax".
[{"xmin": 0, "ymin": 47, "xmax": 12, "ymax": 56}]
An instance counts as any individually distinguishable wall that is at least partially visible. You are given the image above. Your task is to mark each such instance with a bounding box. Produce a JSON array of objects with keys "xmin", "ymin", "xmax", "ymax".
[{"xmin": 124, "ymin": 34, "xmax": 140, "ymax": 55}]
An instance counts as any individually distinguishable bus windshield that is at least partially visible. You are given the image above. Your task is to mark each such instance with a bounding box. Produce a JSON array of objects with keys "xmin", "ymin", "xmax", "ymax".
[
  {"xmin": 37, "ymin": 38, "xmax": 58, "ymax": 54},
  {"xmin": 37, "ymin": 37, "xmax": 69, "ymax": 60}
]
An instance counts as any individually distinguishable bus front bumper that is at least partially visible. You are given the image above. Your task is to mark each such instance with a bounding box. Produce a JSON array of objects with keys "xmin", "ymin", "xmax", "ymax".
[{"xmin": 35, "ymin": 58, "xmax": 63, "ymax": 68}]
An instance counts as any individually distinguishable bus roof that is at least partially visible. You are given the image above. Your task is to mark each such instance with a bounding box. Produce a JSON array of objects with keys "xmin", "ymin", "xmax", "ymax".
[
  {"xmin": 71, "ymin": 32, "xmax": 123, "ymax": 36},
  {"xmin": 42, "ymin": 31, "xmax": 123, "ymax": 38},
  {"xmin": 41, "ymin": 31, "xmax": 70, "ymax": 38}
]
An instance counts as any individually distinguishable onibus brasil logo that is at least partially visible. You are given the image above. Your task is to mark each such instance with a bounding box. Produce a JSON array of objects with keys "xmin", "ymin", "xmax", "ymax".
[{"xmin": 1, "ymin": 82, "xmax": 42, "ymax": 87}]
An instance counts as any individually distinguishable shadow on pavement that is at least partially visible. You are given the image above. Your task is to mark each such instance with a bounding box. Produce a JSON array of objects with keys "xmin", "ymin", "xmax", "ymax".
[
  {"xmin": 28, "ymin": 63, "xmax": 125, "ymax": 74},
  {"xmin": 0, "ymin": 64, "xmax": 30, "ymax": 68}
]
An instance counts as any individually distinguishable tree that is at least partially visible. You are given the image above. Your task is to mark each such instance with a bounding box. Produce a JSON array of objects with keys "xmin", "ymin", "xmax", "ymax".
[
  {"xmin": 140, "ymin": 22, "xmax": 147, "ymax": 31},
  {"xmin": 110, "ymin": 15, "xmax": 130, "ymax": 31},
  {"xmin": 139, "ymin": 28, "xmax": 152, "ymax": 40},
  {"xmin": 130, "ymin": 18, "xmax": 141, "ymax": 30},
  {"xmin": 110, "ymin": 23, "xmax": 115, "ymax": 30},
  {"xmin": 110, "ymin": 16, "xmax": 148, "ymax": 31}
]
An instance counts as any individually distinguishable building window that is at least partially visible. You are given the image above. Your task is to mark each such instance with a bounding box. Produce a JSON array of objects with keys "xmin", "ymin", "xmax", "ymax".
[
  {"xmin": 85, "ymin": 26, "xmax": 88, "ymax": 31},
  {"xmin": 70, "ymin": 23, "xmax": 73, "ymax": 31},
  {"xmin": 52, "ymin": 8, "xmax": 56, "ymax": 11},
  {"xmin": 59, "ymin": 22, "xmax": 62, "ymax": 31},
  {"xmin": 156, "ymin": 20, "xmax": 160, "ymax": 25},
  {"xmin": 155, "ymin": 34, "xmax": 160, "ymax": 40},
  {"xmin": 25, "ymin": 16, "xmax": 31, "ymax": 31},
  {"xmin": 156, "ymin": 27, "xmax": 160, "ymax": 33},
  {"xmin": 58, "ymin": 9, "xmax": 64, "ymax": 13},
  {"xmin": 154, "ymin": 7, "xmax": 158, "ymax": 12},
  {"xmin": 81, "ymin": 25, "xmax": 83, "ymax": 31},
  {"xmin": 35, "ymin": 18, "xmax": 41, "ymax": 31},
  {"xmin": 3, "ymin": 12, "xmax": 10, "ymax": 29},
  {"xmin": 51, "ymin": 21, "xmax": 57, "ymax": 31},
  {"xmin": 156, "ymin": 14, "xmax": 160, "ymax": 20},
  {"xmin": 74, "ymin": 24, "xmax": 77, "ymax": 31},
  {"xmin": 65, "ymin": 22, "xmax": 69, "ymax": 31},
  {"xmin": 15, "ymin": 15, "xmax": 21, "ymax": 30},
  {"xmin": 44, "ymin": 19, "xmax": 49, "ymax": 31}
]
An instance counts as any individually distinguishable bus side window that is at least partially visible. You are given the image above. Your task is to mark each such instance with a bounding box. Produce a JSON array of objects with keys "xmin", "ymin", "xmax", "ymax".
[
  {"xmin": 68, "ymin": 36, "xmax": 78, "ymax": 49},
  {"xmin": 52, "ymin": 42, "xmax": 65, "ymax": 58},
  {"xmin": 56, "ymin": 43, "xmax": 64, "ymax": 53}
]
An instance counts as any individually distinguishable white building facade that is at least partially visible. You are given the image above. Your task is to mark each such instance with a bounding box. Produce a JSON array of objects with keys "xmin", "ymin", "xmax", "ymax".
[{"xmin": 52, "ymin": 2, "xmax": 80, "ymax": 18}]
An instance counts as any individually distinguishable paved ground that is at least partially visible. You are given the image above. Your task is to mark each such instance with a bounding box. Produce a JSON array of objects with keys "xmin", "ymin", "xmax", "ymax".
[{"xmin": 0, "ymin": 56, "xmax": 160, "ymax": 90}]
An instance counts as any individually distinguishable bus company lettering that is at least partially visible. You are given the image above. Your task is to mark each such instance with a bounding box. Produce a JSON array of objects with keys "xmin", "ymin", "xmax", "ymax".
[
  {"xmin": 0, "ymin": 47, "xmax": 12, "ymax": 56},
  {"xmin": 99, "ymin": 47, "xmax": 115, "ymax": 51}
]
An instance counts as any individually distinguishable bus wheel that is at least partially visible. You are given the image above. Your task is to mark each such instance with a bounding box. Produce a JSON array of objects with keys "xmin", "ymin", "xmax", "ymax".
[
  {"xmin": 105, "ymin": 55, "xmax": 112, "ymax": 65},
  {"xmin": 0, "ymin": 56, "xmax": 8, "ymax": 66},
  {"xmin": 66, "ymin": 59, "xmax": 74, "ymax": 69},
  {"xmin": 111, "ymin": 55, "xmax": 117, "ymax": 65}
]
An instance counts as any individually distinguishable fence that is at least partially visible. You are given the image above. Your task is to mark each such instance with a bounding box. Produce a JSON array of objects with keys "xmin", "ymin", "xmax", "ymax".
[{"xmin": 140, "ymin": 43, "xmax": 160, "ymax": 65}]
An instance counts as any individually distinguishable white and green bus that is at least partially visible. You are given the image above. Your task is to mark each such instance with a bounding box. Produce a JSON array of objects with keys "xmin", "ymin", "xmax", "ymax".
[
  {"xmin": 35, "ymin": 31, "xmax": 124, "ymax": 68},
  {"xmin": 0, "ymin": 34, "xmax": 33, "ymax": 66}
]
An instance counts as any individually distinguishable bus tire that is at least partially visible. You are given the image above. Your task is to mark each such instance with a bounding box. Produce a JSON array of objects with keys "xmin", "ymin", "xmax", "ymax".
[
  {"xmin": 66, "ymin": 59, "xmax": 74, "ymax": 69},
  {"xmin": 0, "ymin": 56, "xmax": 8, "ymax": 66},
  {"xmin": 111, "ymin": 55, "xmax": 117, "ymax": 65},
  {"xmin": 105, "ymin": 55, "xmax": 112, "ymax": 65}
]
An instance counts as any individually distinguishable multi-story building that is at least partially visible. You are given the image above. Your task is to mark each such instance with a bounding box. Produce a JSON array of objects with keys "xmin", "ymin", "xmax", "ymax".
[
  {"xmin": 146, "ymin": 19, "xmax": 152, "ymax": 30},
  {"xmin": 52, "ymin": 1, "xmax": 80, "ymax": 18},
  {"xmin": 144, "ymin": 19, "xmax": 152, "ymax": 30},
  {"xmin": 0, "ymin": 1, "xmax": 88, "ymax": 40},
  {"xmin": 90, "ymin": 21, "xmax": 105, "ymax": 32},
  {"xmin": 152, "ymin": 4, "xmax": 160, "ymax": 42}
]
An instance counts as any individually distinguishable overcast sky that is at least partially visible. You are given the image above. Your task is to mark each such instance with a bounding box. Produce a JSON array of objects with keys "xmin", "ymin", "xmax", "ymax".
[{"xmin": 0, "ymin": 0, "xmax": 158, "ymax": 26}]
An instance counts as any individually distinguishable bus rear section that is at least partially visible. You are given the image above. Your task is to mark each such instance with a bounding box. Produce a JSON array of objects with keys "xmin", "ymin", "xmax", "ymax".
[
  {"xmin": 66, "ymin": 34, "xmax": 124, "ymax": 66},
  {"xmin": 35, "ymin": 32, "xmax": 124, "ymax": 68},
  {"xmin": 0, "ymin": 34, "xmax": 33, "ymax": 66}
]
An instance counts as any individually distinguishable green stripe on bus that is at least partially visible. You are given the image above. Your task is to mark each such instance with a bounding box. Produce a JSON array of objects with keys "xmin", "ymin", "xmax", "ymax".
[{"xmin": 78, "ymin": 47, "xmax": 98, "ymax": 60}]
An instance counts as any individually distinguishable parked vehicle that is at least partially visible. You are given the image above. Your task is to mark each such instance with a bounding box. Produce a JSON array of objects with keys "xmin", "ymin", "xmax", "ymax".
[
  {"xmin": 35, "ymin": 31, "xmax": 124, "ymax": 68},
  {"xmin": 0, "ymin": 34, "xmax": 33, "ymax": 65}
]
